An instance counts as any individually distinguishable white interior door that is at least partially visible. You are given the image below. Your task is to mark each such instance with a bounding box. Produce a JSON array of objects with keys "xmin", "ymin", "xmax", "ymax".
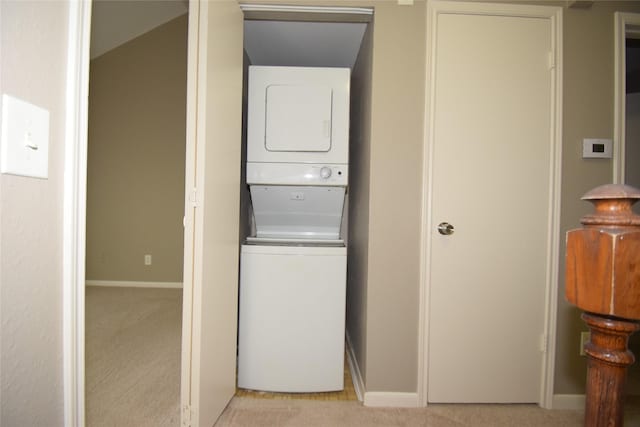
[
  {"xmin": 181, "ymin": 1, "xmax": 243, "ymax": 426},
  {"xmin": 426, "ymin": 3, "xmax": 558, "ymax": 403}
]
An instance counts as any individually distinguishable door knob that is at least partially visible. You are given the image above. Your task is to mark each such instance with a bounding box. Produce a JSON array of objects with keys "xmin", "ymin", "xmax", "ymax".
[{"xmin": 438, "ymin": 222, "xmax": 455, "ymax": 235}]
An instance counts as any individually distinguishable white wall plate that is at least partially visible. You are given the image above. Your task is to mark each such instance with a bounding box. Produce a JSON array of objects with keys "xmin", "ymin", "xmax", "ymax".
[{"xmin": 1, "ymin": 94, "xmax": 50, "ymax": 178}]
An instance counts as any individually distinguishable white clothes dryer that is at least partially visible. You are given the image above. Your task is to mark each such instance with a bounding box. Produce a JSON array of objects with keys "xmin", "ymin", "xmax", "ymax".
[{"xmin": 247, "ymin": 66, "xmax": 350, "ymax": 166}]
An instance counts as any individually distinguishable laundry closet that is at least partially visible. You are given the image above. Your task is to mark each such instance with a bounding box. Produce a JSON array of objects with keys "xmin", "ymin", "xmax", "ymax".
[{"xmin": 236, "ymin": 5, "xmax": 373, "ymax": 394}]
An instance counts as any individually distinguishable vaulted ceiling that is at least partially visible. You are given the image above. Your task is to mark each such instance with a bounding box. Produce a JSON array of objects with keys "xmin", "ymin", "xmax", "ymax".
[
  {"xmin": 90, "ymin": 1, "xmax": 367, "ymax": 68},
  {"xmin": 90, "ymin": 0, "xmax": 187, "ymax": 59}
]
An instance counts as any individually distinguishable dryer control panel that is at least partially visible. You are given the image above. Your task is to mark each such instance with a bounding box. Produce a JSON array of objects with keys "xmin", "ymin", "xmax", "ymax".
[{"xmin": 247, "ymin": 162, "xmax": 348, "ymax": 186}]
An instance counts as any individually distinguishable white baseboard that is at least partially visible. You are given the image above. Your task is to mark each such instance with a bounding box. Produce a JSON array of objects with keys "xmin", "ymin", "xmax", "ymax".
[
  {"xmin": 345, "ymin": 332, "xmax": 365, "ymax": 402},
  {"xmin": 345, "ymin": 332, "xmax": 419, "ymax": 407},
  {"xmin": 86, "ymin": 280, "xmax": 183, "ymax": 289},
  {"xmin": 364, "ymin": 391, "xmax": 420, "ymax": 408},
  {"xmin": 552, "ymin": 394, "xmax": 585, "ymax": 411}
]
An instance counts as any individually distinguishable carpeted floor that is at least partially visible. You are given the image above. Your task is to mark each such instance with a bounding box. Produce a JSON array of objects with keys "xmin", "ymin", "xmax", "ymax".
[
  {"xmin": 85, "ymin": 286, "xmax": 182, "ymax": 427},
  {"xmin": 85, "ymin": 286, "xmax": 640, "ymax": 427},
  {"xmin": 215, "ymin": 397, "xmax": 586, "ymax": 427}
]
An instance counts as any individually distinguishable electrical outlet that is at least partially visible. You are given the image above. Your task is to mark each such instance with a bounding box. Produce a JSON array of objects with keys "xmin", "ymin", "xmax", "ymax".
[
  {"xmin": 580, "ymin": 331, "xmax": 590, "ymax": 356},
  {"xmin": 144, "ymin": 254, "xmax": 152, "ymax": 266}
]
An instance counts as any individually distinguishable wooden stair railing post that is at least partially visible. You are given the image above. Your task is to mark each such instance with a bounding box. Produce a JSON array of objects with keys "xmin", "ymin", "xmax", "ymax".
[{"xmin": 565, "ymin": 184, "xmax": 640, "ymax": 427}]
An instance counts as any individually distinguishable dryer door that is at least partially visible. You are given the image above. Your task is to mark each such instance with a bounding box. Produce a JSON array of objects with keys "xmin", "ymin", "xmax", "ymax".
[
  {"xmin": 265, "ymin": 84, "xmax": 332, "ymax": 153},
  {"xmin": 247, "ymin": 66, "xmax": 350, "ymax": 165}
]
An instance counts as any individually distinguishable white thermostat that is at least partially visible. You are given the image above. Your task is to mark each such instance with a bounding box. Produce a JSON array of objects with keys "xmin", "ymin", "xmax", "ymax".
[{"xmin": 582, "ymin": 138, "xmax": 612, "ymax": 159}]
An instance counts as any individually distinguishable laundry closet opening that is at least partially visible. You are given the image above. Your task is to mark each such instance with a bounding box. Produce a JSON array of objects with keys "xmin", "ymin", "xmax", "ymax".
[{"xmin": 236, "ymin": 5, "xmax": 374, "ymax": 399}]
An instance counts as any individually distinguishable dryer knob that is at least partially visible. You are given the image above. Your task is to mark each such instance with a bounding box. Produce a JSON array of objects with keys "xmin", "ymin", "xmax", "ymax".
[{"xmin": 320, "ymin": 167, "xmax": 332, "ymax": 179}]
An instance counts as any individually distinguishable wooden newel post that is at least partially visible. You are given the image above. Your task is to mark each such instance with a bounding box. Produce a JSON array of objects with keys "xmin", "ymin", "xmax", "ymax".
[{"xmin": 565, "ymin": 184, "xmax": 640, "ymax": 427}]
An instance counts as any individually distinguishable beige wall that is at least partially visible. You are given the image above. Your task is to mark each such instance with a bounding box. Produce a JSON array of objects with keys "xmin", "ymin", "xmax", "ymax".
[
  {"xmin": 239, "ymin": 50, "xmax": 252, "ymax": 243},
  {"xmin": 347, "ymin": 20, "xmax": 374, "ymax": 385},
  {"xmin": 365, "ymin": 1, "xmax": 425, "ymax": 392},
  {"xmin": 555, "ymin": 0, "xmax": 640, "ymax": 395},
  {"xmin": 6, "ymin": 3, "xmax": 640, "ymax": 421},
  {"xmin": 357, "ymin": 0, "xmax": 640, "ymax": 396},
  {"xmin": 248, "ymin": 0, "xmax": 640, "ymax": 397},
  {"xmin": 86, "ymin": 15, "xmax": 187, "ymax": 283},
  {"xmin": 0, "ymin": 1, "xmax": 67, "ymax": 424}
]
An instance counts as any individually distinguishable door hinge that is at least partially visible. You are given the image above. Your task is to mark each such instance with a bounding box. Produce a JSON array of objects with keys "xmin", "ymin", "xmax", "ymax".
[
  {"xmin": 182, "ymin": 404, "xmax": 193, "ymax": 426},
  {"xmin": 547, "ymin": 51, "xmax": 555, "ymax": 70},
  {"xmin": 539, "ymin": 333, "xmax": 548, "ymax": 353},
  {"xmin": 189, "ymin": 188, "xmax": 199, "ymax": 208}
]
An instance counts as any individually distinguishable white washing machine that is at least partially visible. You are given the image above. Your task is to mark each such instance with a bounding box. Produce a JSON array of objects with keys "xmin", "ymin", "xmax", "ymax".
[
  {"xmin": 237, "ymin": 66, "xmax": 350, "ymax": 392},
  {"xmin": 237, "ymin": 244, "xmax": 346, "ymax": 392}
]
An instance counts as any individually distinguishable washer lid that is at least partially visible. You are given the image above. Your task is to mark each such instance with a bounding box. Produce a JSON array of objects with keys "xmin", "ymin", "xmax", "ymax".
[
  {"xmin": 245, "ymin": 236, "xmax": 344, "ymax": 246},
  {"xmin": 241, "ymin": 243, "xmax": 346, "ymax": 256},
  {"xmin": 250, "ymin": 185, "xmax": 345, "ymax": 240}
]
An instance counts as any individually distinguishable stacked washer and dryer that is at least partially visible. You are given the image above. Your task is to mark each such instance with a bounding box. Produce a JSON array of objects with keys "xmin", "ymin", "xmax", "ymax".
[{"xmin": 237, "ymin": 66, "xmax": 350, "ymax": 393}]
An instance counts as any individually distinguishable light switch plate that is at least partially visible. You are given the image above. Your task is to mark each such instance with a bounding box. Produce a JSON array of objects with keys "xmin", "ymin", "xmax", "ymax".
[
  {"xmin": 582, "ymin": 138, "xmax": 612, "ymax": 159},
  {"xmin": 1, "ymin": 94, "xmax": 50, "ymax": 178}
]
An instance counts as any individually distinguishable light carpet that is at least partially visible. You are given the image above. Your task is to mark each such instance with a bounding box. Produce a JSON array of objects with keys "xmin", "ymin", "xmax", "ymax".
[
  {"xmin": 85, "ymin": 286, "xmax": 640, "ymax": 427},
  {"xmin": 85, "ymin": 286, "xmax": 182, "ymax": 427},
  {"xmin": 215, "ymin": 398, "xmax": 586, "ymax": 427}
]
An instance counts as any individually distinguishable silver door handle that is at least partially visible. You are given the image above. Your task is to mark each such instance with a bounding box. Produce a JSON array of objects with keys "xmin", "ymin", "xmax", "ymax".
[{"xmin": 438, "ymin": 222, "xmax": 455, "ymax": 235}]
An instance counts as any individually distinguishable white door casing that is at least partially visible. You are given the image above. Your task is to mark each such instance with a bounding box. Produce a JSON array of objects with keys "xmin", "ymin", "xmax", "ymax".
[
  {"xmin": 180, "ymin": 1, "xmax": 244, "ymax": 426},
  {"xmin": 62, "ymin": 1, "xmax": 244, "ymax": 425},
  {"xmin": 420, "ymin": 1, "xmax": 562, "ymax": 407},
  {"xmin": 63, "ymin": 1, "xmax": 92, "ymax": 425}
]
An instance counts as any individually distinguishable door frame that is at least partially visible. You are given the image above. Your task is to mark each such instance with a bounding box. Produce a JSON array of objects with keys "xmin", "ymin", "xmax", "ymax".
[
  {"xmin": 180, "ymin": 0, "xmax": 199, "ymax": 424},
  {"xmin": 613, "ymin": 12, "xmax": 640, "ymax": 184},
  {"xmin": 418, "ymin": 0, "xmax": 563, "ymax": 409},
  {"xmin": 63, "ymin": 1, "xmax": 91, "ymax": 425},
  {"xmin": 62, "ymin": 2, "xmax": 199, "ymax": 426}
]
